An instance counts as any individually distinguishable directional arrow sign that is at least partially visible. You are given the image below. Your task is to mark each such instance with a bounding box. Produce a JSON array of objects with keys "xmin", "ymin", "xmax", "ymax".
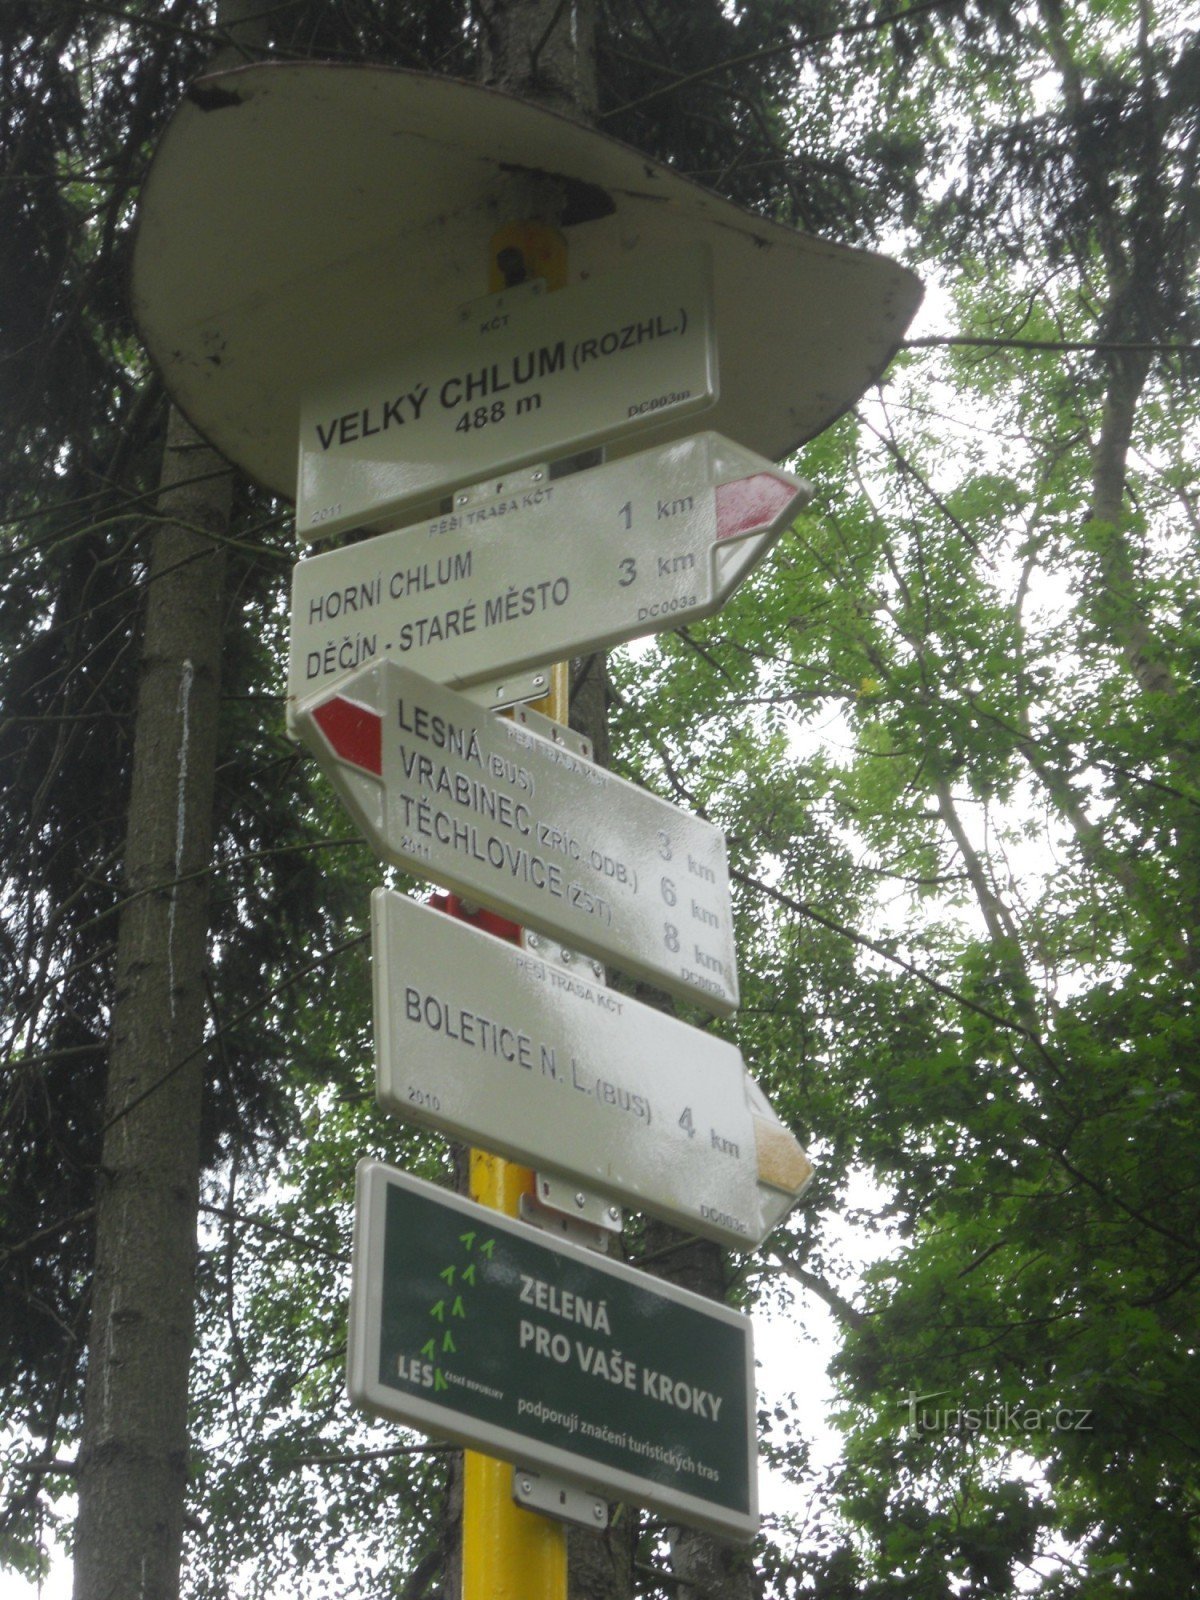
[
  {"xmin": 349, "ymin": 1160, "xmax": 758, "ymax": 1540},
  {"xmin": 293, "ymin": 660, "xmax": 738, "ymax": 1013},
  {"xmin": 297, "ymin": 245, "xmax": 716, "ymax": 540},
  {"xmin": 288, "ymin": 432, "xmax": 810, "ymax": 715},
  {"xmin": 373, "ymin": 889, "xmax": 812, "ymax": 1246}
]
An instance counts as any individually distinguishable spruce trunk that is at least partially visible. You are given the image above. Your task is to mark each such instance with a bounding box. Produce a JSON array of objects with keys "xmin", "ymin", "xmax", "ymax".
[{"xmin": 72, "ymin": 411, "xmax": 230, "ymax": 1600}]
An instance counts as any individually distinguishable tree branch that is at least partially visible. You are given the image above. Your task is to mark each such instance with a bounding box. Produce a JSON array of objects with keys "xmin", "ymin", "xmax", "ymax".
[
  {"xmin": 600, "ymin": 0, "xmax": 962, "ymax": 120},
  {"xmin": 904, "ymin": 335, "xmax": 1200, "ymax": 353}
]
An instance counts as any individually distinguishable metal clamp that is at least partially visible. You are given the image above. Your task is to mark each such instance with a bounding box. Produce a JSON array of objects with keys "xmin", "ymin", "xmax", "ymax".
[
  {"xmin": 518, "ymin": 1188, "xmax": 614, "ymax": 1252},
  {"xmin": 450, "ymin": 461, "xmax": 550, "ymax": 510},
  {"xmin": 514, "ymin": 933, "xmax": 620, "ymax": 1246},
  {"xmin": 446, "ymin": 466, "xmax": 563, "ymax": 710},
  {"xmin": 512, "ymin": 1467, "xmax": 609, "ymax": 1532},
  {"xmin": 465, "ymin": 669, "xmax": 553, "ymax": 709},
  {"xmin": 533, "ymin": 1173, "xmax": 622, "ymax": 1236},
  {"xmin": 512, "ymin": 702, "xmax": 592, "ymax": 761}
]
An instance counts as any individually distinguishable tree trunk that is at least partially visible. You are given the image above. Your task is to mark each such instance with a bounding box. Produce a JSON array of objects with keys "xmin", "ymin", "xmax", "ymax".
[
  {"xmin": 1087, "ymin": 347, "xmax": 1174, "ymax": 698},
  {"xmin": 478, "ymin": 0, "xmax": 598, "ymax": 118},
  {"xmin": 72, "ymin": 11, "xmax": 268, "ymax": 1594},
  {"xmin": 640, "ymin": 1223, "xmax": 756, "ymax": 1600},
  {"xmin": 72, "ymin": 409, "xmax": 230, "ymax": 1600}
]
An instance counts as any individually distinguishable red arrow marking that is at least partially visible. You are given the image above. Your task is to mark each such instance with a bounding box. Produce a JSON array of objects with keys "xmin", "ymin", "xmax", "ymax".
[
  {"xmin": 714, "ymin": 473, "xmax": 799, "ymax": 541},
  {"xmin": 430, "ymin": 891, "xmax": 522, "ymax": 946},
  {"xmin": 311, "ymin": 695, "xmax": 382, "ymax": 775}
]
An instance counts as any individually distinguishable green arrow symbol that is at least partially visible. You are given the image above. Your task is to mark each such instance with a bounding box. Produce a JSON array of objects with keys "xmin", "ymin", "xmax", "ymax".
[
  {"xmin": 439, "ymin": 1265, "xmax": 456, "ymax": 1286},
  {"xmin": 451, "ymin": 1295, "xmax": 466, "ymax": 1319},
  {"xmin": 421, "ymin": 1338, "xmax": 436, "ymax": 1361},
  {"xmin": 442, "ymin": 1331, "xmax": 457, "ymax": 1354},
  {"xmin": 461, "ymin": 1263, "xmax": 476, "ymax": 1286},
  {"xmin": 480, "ymin": 1239, "xmax": 495, "ymax": 1259},
  {"xmin": 459, "ymin": 1231, "xmax": 476, "ymax": 1251},
  {"xmin": 429, "ymin": 1300, "xmax": 445, "ymax": 1323}
]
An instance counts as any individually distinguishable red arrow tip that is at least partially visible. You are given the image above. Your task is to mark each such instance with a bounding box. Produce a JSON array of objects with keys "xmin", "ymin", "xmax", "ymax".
[
  {"xmin": 429, "ymin": 892, "xmax": 523, "ymax": 946},
  {"xmin": 311, "ymin": 695, "xmax": 382, "ymax": 775},
  {"xmin": 715, "ymin": 474, "xmax": 800, "ymax": 541}
]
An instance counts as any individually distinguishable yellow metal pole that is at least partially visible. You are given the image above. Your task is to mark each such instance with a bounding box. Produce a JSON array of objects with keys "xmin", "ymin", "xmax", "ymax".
[
  {"xmin": 461, "ymin": 228, "xmax": 570, "ymax": 1600},
  {"xmin": 462, "ymin": 1147, "xmax": 568, "ymax": 1600}
]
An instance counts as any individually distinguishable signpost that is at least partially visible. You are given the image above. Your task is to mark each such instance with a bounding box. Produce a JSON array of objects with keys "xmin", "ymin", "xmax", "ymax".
[
  {"xmin": 373, "ymin": 889, "xmax": 812, "ymax": 1247},
  {"xmin": 288, "ymin": 432, "xmax": 810, "ymax": 711},
  {"xmin": 293, "ymin": 660, "xmax": 739, "ymax": 1013},
  {"xmin": 297, "ymin": 246, "xmax": 717, "ymax": 541},
  {"xmin": 127, "ymin": 57, "xmax": 922, "ymax": 1581},
  {"xmin": 348, "ymin": 1160, "xmax": 759, "ymax": 1541}
]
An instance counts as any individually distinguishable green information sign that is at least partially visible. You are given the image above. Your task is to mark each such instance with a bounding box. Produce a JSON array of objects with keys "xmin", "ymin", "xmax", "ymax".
[{"xmin": 347, "ymin": 1161, "xmax": 758, "ymax": 1540}]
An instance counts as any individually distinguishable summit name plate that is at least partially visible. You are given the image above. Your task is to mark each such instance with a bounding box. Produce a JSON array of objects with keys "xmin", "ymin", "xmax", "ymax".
[{"xmin": 297, "ymin": 247, "xmax": 716, "ymax": 540}]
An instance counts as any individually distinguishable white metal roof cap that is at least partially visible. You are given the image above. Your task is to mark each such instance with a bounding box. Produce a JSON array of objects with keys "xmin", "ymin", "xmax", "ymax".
[{"xmin": 132, "ymin": 62, "xmax": 923, "ymax": 518}]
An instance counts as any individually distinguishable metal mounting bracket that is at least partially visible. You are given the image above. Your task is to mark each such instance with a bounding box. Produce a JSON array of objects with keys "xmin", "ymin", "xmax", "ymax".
[
  {"xmin": 521, "ymin": 927, "xmax": 606, "ymax": 984},
  {"xmin": 511, "ymin": 700, "xmax": 593, "ymax": 761},
  {"xmin": 518, "ymin": 1189, "xmax": 613, "ymax": 1252},
  {"xmin": 512, "ymin": 1467, "xmax": 609, "ymax": 1532},
  {"xmin": 515, "ymin": 927, "xmax": 620, "ymax": 1242},
  {"xmin": 466, "ymin": 666, "xmax": 554, "ymax": 710},
  {"xmin": 532, "ymin": 1172, "xmax": 622, "ymax": 1236},
  {"xmin": 449, "ymin": 468, "xmax": 557, "ymax": 708}
]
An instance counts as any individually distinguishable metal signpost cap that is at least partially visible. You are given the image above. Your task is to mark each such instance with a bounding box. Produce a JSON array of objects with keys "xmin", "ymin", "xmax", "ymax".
[{"xmin": 131, "ymin": 62, "xmax": 922, "ymax": 524}]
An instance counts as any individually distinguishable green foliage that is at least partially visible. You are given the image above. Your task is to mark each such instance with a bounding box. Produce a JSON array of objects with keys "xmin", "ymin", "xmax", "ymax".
[{"xmin": 4, "ymin": 0, "xmax": 1200, "ymax": 1595}]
